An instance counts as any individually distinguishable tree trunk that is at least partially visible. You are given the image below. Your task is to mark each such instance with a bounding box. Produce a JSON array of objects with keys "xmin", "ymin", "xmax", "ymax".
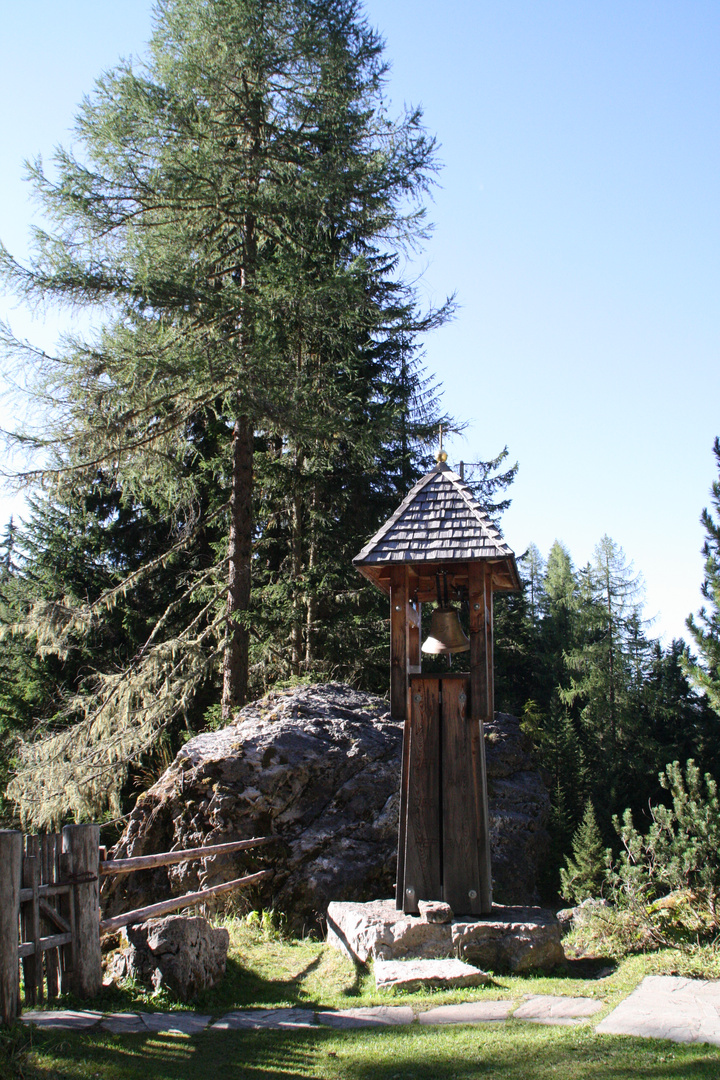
[{"xmin": 222, "ymin": 415, "xmax": 254, "ymax": 718}]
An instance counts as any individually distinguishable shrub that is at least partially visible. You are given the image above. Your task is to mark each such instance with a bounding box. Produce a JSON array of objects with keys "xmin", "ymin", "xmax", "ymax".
[{"xmin": 605, "ymin": 760, "xmax": 720, "ymax": 948}]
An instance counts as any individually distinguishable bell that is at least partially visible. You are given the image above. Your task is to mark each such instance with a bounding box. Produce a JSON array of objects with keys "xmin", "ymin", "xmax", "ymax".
[{"xmin": 421, "ymin": 606, "xmax": 470, "ymax": 655}]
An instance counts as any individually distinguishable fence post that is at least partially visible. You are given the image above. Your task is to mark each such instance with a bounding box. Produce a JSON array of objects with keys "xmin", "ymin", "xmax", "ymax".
[
  {"xmin": 0, "ymin": 830, "xmax": 22, "ymax": 1026},
  {"xmin": 62, "ymin": 824, "xmax": 101, "ymax": 998}
]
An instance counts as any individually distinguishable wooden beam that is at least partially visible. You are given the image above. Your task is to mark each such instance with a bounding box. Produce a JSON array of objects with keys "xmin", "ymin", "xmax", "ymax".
[
  {"xmin": 100, "ymin": 836, "xmax": 272, "ymax": 876},
  {"xmin": 0, "ymin": 830, "xmax": 22, "ymax": 1026},
  {"xmin": 402, "ymin": 678, "xmax": 441, "ymax": 911},
  {"xmin": 99, "ymin": 870, "xmax": 271, "ymax": 933},
  {"xmin": 389, "ymin": 565, "xmax": 408, "ymax": 721},
  {"xmin": 468, "ymin": 562, "xmax": 493, "ymax": 913},
  {"xmin": 62, "ymin": 824, "xmax": 101, "ymax": 998}
]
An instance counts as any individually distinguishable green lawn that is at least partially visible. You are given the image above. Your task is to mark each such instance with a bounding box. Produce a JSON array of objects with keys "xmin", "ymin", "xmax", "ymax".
[{"xmin": 4, "ymin": 920, "xmax": 720, "ymax": 1080}]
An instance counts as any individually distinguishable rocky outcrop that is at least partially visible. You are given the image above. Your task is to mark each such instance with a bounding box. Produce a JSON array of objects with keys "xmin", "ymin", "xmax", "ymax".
[
  {"xmin": 107, "ymin": 915, "xmax": 229, "ymax": 1000},
  {"xmin": 104, "ymin": 684, "xmax": 549, "ymax": 929}
]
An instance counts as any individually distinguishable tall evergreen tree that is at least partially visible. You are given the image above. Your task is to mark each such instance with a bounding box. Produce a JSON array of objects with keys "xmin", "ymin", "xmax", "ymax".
[
  {"xmin": 685, "ymin": 436, "xmax": 720, "ymax": 716},
  {"xmin": 0, "ymin": 0, "xmax": 451, "ymax": 827}
]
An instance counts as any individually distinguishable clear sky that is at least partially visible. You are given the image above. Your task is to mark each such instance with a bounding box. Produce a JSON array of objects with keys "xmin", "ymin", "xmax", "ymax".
[{"xmin": 1, "ymin": 0, "xmax": 718, "ymax": 644}]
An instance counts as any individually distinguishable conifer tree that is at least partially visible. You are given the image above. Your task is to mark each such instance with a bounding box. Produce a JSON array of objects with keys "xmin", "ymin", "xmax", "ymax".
[
  {"xmin": 559, "ymin": 799, "xmax": 607, "ymax": 905},
  {"xmin": 0, "ymin": 0, "xmax": 451, "ymax": 827},
  {"xmin": 685, "ymin": 436, "xmax": 720, "ymax": 716}
]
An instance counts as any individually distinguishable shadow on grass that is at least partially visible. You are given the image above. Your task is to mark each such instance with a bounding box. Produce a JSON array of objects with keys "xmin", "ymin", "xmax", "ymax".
[
  {"xmin": 11, "ymin": 1025, "xmax": 720, "ymax": 1080},
  {"xmin": 48, "ymin": 943, "xmax": 364, "ymax": 1018},
  {"xmin": 560, "ymin": 957, "xmax": 618, "ymax": 979}
]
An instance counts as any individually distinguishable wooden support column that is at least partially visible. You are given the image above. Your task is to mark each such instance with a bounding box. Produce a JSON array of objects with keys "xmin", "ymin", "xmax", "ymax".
[
  {"xmin": 0, "ymin": 830, "xmax": 22, "ymax": 1026},
  {"xmin": 407, "ymin": 596, "xmax": 421, "ymax": 674},
  {"xmin": 468, "ymin": 562, "xmax": 493, "ymax": 912},
  {"xmin": 62, "ymin": 825, "xmax": 101, "ymax": 998},
  {"xmin": 389, "ymin": 566, "xmax": 408, "ymax": 721},
  {"xmin": 391, "ymin": 566, "xmax": 410, "ymax": 907}
]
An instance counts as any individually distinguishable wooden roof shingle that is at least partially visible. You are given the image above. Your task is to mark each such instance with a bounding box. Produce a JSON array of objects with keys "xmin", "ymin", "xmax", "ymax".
[{"xmin": 354, "ymin": 463, "xmax": 519, "ymax": 585}]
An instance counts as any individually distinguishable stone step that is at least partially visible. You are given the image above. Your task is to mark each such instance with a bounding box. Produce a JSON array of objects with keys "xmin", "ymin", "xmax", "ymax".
[{"xmin": 374, "ymin": 957, "xmax": 489, "ymax": 991}]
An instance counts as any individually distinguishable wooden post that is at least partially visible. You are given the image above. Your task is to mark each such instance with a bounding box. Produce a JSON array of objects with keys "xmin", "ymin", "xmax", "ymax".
[
  {"xmin": 0, "ymin": 830, "xmax": 22, "ymax": 1026},
  {"xmin": 389, "ymin": 566, "xmax": 408, "ymax": 721},
  {"xmin": 21, "ymin": 837, "xmax": 39, "ymax": 1005},
  {"xmin": 407, "ymin": 599, "xmax": 421, "ymax": 674},
  {"xmin": 41, "ymin": 835, "xmax": 60, "ymax": 999},
  {"xmin": 468, "ymin": 562, "xmax": 493, "ymax": 912},
  {"xmin": 62, "ymin": 824, "xmax": 101, "ymax": 998}
]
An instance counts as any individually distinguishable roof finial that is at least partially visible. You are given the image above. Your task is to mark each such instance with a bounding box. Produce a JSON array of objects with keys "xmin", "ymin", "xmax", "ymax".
[{"xmin": 435, "ymin": 424, "xmax": 448, "ymax": 464}]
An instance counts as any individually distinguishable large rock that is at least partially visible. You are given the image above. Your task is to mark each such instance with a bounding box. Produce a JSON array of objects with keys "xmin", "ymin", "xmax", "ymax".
[
  {"xmin": 104, "ymin": 684, "xmax": 550, "ymax": 930},
  {"xmin": 109, "ymin": 915, "xmax": 229, "ymax": 1000},
  {"xmin": 327, "ymin": 898, "xmax": 565, "ymax": 973}
]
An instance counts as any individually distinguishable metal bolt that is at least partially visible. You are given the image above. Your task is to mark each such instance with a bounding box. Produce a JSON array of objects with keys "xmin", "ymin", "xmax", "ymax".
[
  {"xmin": 394, "ymin": 604, "xmax": 401, "ymax": 611},
  {"xmin": 468, "ymin": 889, "xmax": 477, "ymax": 900},
  {"xmin": 473, "ymin": 603, "xmax": 480, "ymax": 610}
]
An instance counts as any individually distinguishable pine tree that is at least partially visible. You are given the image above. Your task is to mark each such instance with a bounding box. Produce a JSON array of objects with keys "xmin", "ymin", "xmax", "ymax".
[
  {"xmin": 559, "ymin": 799, "xmax": 607, "ymax": 905},
  {"xmin": 0, "ymin": 0, "xmax": 451, "ymax": 827},
  {"xmin": 685, "ymin": 437, "xmax": 720, "ymax": 716}
]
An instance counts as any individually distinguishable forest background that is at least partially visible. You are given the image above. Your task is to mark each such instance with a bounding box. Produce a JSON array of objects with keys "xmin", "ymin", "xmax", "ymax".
[{"xmin": 1, "ymin": 0, "xmax": 719, "ymax": 900}]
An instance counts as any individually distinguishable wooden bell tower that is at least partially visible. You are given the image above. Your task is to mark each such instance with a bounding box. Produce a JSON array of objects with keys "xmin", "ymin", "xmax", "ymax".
[{"xmin": 354, "ymin": 460, "xmax": 520, "ymax": 916}]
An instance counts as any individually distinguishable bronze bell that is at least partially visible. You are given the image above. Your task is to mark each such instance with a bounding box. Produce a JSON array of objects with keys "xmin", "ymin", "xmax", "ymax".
[{"xmin": 421, "ymin": 605, "xmax": 470, "ymax": 655}]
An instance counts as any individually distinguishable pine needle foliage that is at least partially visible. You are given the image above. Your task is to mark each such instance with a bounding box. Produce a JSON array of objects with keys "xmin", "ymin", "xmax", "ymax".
[
  {"xmin": 559, "ymin": 799, "xmax": 608, "ymax": 905},
  {"xmin": 685, "ymin": 436, "xmax": 720, "ymax": 717},
  {"xmin": 0, "ymin": 0, "xmax": 454, "ymax": 828}
]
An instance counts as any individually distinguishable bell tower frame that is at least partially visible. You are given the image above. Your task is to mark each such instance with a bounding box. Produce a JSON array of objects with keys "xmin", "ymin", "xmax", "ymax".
[{"xmin": 354, "ymin": 463, "xmax": 520, "ymax": 916}]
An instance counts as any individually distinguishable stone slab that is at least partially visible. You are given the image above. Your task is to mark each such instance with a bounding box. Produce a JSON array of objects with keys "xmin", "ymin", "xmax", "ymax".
[
  {"xmin": 22, "ymin": 1010, "xmax": 103, "ymax": 1030},
  {"xmin": 418, "ymin": 1001, "xmax": 513, "ymax": 1025},
  {"xmin": 513, "ymin": 995, "xmax": 603, "ymax": 1022},
  {"xmin": 317, "ymin": 1006, "xmax": 415, "ymax": 1028},
  {"xmin": 101, "ymin": 1013, "xmax": 146, "ymax": 1034},
  {"xmin": 375, "ymin": 958, "xmax": 488, "ymax": 991},
  {"xmin": 327, "ymin": 899, "xmax": 564, "ymax": 972},
  {"xmin": 453, "ymin": 907, "xmax": 565, "ymax": 972},
  {"xmin": 212, "ymin": 1008, "xmax": 317, "ymax": 1030},
  {"xmin": 139, "ymin": 1012, "xmax": 211, "ymax": 1034},
  {"xmin": 596, "ymin": 975, "xmax": 720, "ymax": 1046},
  {"xmin": 327, "ymin": 899, "xmax": 452, "ymax": 962}
]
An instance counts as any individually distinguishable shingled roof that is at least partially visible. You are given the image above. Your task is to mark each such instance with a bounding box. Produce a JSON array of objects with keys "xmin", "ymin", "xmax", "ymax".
[{"xmin": 354, "ymin": 463, "xmax": 519, "ymax": 576}]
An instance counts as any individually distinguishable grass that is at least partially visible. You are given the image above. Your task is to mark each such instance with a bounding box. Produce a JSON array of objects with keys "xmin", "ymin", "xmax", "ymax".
[{"xmin": 4, "ymin": 918, "xmax": 720, "ymax": 1079}]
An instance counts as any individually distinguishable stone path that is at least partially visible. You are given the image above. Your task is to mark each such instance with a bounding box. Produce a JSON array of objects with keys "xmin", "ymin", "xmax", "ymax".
[
  {"xmin": 22, "ymin": 994, "xmax": 602, "ymax": 1033},
  {"xmin": 21, "ymin": 977, "xmax": 720, "ymax": 1046},
  {"xmin": 596, "ymin": 975, "xmax": 720, "ymax": 1047}
]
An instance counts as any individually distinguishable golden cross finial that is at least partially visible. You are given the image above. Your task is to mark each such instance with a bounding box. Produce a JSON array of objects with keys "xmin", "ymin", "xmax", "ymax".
[{"xmin": 435, "ymin": 423, "xmax": 448, "ymax": 463}]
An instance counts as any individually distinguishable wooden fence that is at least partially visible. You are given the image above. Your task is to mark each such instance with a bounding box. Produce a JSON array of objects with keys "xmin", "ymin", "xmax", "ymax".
[{"xmin": 0, "ymin": 826, "xmax": 271, "ymax": 1025}]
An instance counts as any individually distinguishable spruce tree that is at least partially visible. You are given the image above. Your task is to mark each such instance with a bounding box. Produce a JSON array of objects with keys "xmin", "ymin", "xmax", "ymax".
[{"xmin": 559, "ymin": 799, "xmax": 607, "ymax": 905}]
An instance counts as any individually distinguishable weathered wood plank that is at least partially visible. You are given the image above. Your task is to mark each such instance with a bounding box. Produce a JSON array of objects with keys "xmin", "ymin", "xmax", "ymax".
[
  {"xmin": 402, "ymin": 678, "xmax": 441, "ymax": 911},
  {"xmin": 441, "ymin": 676, "xmax": 482, "ymax": 916},
  {"xmin": 389, "ymin": 565, "xmax": 408, "ymax": 721},
  {"xmin": 99, "ymin": 870, "xmax": 272, "ymax": 933},
  {"xmin": 21, "ymin": 842, "xmax": 39, "ymax": 1006},
  {"xmin": 62, "ymin": 825, "xmax": 101, "ymax": 998},
  {"xmin": 395, "ymin": 709, "xmax": 412, "ymax": 911},
  {"xmin": 39, "ymin": 900, "xmax": 71, "ymax": 935},
  {"xmin": 100, "ymin": 836, "xmax": 272, "ymax": 876},
  {"xmin": 58, "ymin": 850, "xmax": 75, "ymax": 996},
  {"xmin": 468, "ymin": 563, "xmax": 493, "ymax": 913},
  {"xmin": 18, "ymin": 933, "xmax": 73, "ymax": 959},
  {"xmin": 0, "ymin": 830, "xmax": 22, "ymax": 1026},
  {"xmin": 41, "ymin": 834, "xmax": 60, "ymax": 999}
]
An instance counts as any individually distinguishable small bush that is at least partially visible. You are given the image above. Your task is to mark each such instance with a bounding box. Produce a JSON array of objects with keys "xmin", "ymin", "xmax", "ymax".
[{"xmin": 605, "ymin": 760, "xmax": 720, "ymax": 949}]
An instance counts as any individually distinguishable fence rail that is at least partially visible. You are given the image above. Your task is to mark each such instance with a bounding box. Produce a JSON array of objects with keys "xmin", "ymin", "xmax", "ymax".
[{"xmin": 0, "ymin": 826, "xmax": 271, "ymax": 1026}]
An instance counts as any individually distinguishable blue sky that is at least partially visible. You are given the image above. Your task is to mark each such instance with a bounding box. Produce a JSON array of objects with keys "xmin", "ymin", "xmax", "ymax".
[{"xmin": 1, "ymin": 0, "xmax": 718, "ymax": 643}]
